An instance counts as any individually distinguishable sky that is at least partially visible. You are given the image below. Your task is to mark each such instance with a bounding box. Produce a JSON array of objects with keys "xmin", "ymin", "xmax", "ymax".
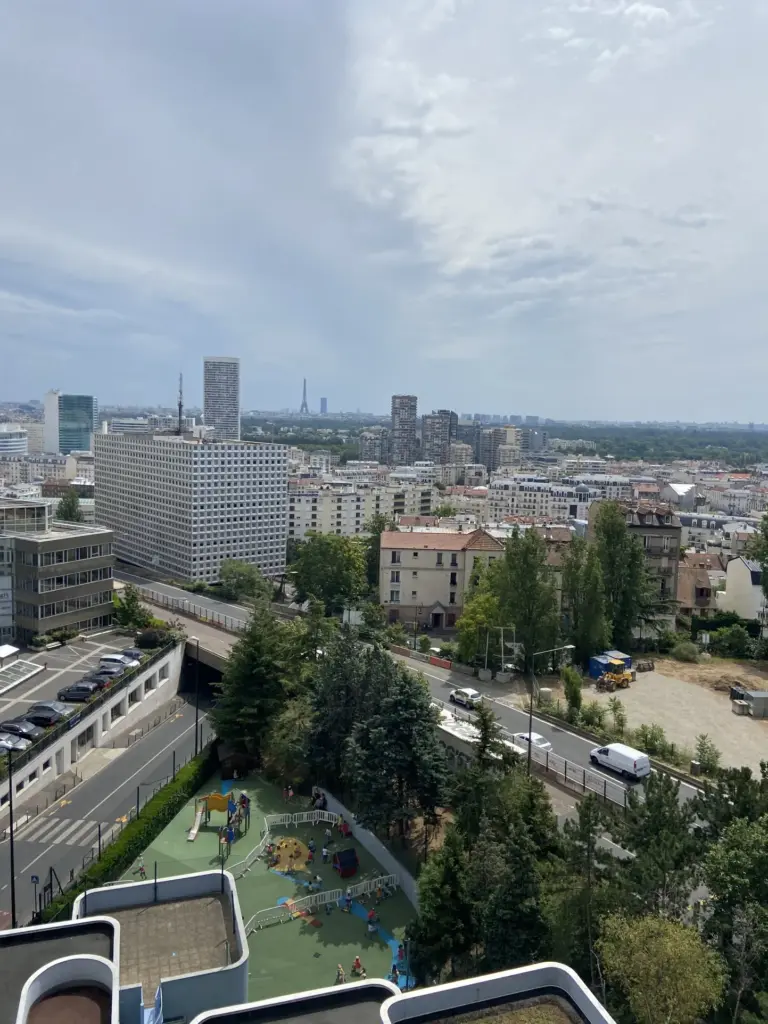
[{"xmin": 1, "ymin": 0, "xmax": 767, "ymax": 421}]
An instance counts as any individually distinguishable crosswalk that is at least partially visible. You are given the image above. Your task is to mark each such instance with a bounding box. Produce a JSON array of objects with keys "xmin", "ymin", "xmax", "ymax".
[{"xmin": 15, "ymin": 816, "xmax": 114, "ymax": 849}]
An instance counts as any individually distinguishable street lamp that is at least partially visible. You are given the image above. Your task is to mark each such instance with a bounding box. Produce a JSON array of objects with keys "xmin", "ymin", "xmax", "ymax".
[
  {"xmin": 190, "ymin": 637, "xmax": 201, "ymax": 757},
  {"xmin": 5, "ymin": 747, "xmax": 17, "ymax": 928},
  {"xmin": 527, "ymin": 644, "xmax": 575, "ymax": 775}
]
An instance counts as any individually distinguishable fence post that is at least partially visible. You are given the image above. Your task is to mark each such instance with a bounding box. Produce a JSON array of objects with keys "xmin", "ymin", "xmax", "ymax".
[
  {"xmin": 136, "ymin": 786, "xmax": 140, "ymax": 817},
  {"xmin": 564, "ymin": 761, "xmax": 567, "ymax": 783},
  {"xmin": 582, "ymin": 768, "xmax": 586, "ymax": 792}
]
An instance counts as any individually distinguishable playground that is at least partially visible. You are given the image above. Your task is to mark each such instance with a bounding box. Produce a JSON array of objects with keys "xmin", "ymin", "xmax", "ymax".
[{"xmin": 126, "ymin": 773, "xmax": 415, "ymax": 1000}]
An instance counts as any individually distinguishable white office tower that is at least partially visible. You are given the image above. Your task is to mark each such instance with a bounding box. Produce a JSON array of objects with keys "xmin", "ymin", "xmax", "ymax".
[
  {"xmin": 94, "ymin": 433, "xmax": 288, "ymax": 582},
  {"xmin": 203, "ymin": 357, "xmax": 240, "ymax": 440}
]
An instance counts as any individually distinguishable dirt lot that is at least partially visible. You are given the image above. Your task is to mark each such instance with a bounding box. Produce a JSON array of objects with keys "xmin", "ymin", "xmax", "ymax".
[
  {"xmin": 653, "ymin": 655, "xmax": 768, "ymax": 691},
  {"xmin": 587, "ymin": 668, "xmax": 768, "ymax": 774}
]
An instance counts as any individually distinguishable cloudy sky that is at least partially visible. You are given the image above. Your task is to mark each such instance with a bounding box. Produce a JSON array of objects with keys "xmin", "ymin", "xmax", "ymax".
[{"xmin": 1, "ymin": 0, "xmax": 766, "ymax": 420}]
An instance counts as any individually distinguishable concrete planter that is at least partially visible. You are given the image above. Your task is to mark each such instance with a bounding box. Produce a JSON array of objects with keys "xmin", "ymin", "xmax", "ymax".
[
  {"xmin": 478, "ymin": 668, "xmax": 493, "ymax": 682},
  {"xmin": 495, "ymin": 671, "xmax": 512, "ymax": 684}
]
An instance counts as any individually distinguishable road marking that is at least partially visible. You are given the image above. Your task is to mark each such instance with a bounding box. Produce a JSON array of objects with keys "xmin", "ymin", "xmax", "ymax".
[{"xmin": 65, "ymin": 820, "xmax": 102, "ymax": 845}]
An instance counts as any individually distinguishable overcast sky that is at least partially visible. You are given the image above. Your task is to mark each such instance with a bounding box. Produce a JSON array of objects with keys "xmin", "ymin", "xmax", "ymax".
[{"xmin": 1, "ymin": 0, "xmax": 766, "ymax": 421}]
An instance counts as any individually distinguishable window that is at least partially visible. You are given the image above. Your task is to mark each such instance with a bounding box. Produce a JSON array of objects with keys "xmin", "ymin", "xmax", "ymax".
[
  {"xmin": 450, "ymin": 572, "xmax": 457, "ymax": 586},
  {"xmin": 411, "ymin": 590, "xmax": 417, "ymax": 598},
  {"xmin": 391, "ymin": 551, "xmax": 401, "ymax": 564},
  {"xmin": 450, "ymin": 554, "xmax": 458, "ymax": 567},
  {"xmin": 412, "ymin": 570, "xmax": 418, "ymax": 578},
  {"xmin": 449, "ymin": 591, "xmax": 456, "ymax": 605},
  {"xmin": 664, "ymin": 515, "xmax": 671, "ymax": 524},
  {"xmin": 436, "ymin": 553, "xmax": 443, "ymax": 566},
  {"xmin": 663, "ymin": 536, "xmax": 670, "ymax": 552},
  {"xmin": 389, "ymin": 590, "xmax": 400, "ymax": 603},
  {"xmin": 42, "ymin": 758, "xmax": 51, "ymax": 773},
  {"xmin": 643, "ymin": 535, "xmax": 650, "ymax": 549},
  {"xmin": 412, "ymin": 551, "xmax": 419, "ymax": 558}
]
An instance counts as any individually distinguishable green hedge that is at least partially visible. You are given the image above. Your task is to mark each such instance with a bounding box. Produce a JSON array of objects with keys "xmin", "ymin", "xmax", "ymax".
[{"xmin": 42, "ymin": 744, "xmax": 218, "ymax": 923}]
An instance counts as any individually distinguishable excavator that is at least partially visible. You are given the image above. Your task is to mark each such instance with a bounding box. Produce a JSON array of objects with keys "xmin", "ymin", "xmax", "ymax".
[{"xmin": 595, "ymin": 659, "xmax": 632, "ymax": 693}]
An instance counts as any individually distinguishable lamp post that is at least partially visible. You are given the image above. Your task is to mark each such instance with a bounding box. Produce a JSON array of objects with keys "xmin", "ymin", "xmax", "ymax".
[
  {"xmin": 6, "ymin": 748, "xmax": 17, "ymax": 928},
  {"xmin": 190, "ymin": 637, "xmax": 201, "ymax": 757},
  {"xmin": 527, "ymin": 644, "xmax": 575, "ymax": 775}
]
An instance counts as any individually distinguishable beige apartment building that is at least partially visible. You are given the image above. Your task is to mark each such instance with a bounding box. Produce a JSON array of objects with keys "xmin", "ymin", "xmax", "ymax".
[
  {"xmin": 288, "ymin": 483, "xmax": 435, "ymax": 541},
  {"xmin": 379, "ymin": 528, "xmax": 504, "ymax": 630}
]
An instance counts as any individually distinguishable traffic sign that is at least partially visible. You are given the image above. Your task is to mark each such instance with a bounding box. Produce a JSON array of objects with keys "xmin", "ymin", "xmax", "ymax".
[{"xmin": 30, "ymin": 875, "xmax": 39, "ymax": 885}]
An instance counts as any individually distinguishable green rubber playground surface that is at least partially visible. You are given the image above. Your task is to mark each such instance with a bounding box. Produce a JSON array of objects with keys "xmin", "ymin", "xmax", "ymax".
[{"xmin": 127, "ymin": 773, "xmax": 414, "ymax": 1001}]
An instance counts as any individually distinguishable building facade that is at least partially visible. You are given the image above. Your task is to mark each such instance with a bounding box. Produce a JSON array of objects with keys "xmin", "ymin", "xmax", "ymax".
[
  {"xmin": 488, "ymin": 477, "xmax": 598, "ymax": 521},
  {"xmin": 421, "ymin": 409, "xmax": 458, "ymax": 464},
  {"xmin": 0, "ymin": 425, "xmax": 28, "ymax": 455},
  {"xmin": 359, "ymin": 427, "xmax": 390, "ymax": 463},
  {"xmin": 203, "ymin": 356, "xmax": 241, "ymax": 440},
  {"xmin": 94, "ymin": 433, "xmax": 288, "ymax": 582},
  {"xmin": 0, "ymin": 499, "xmax": 114, "ymax": 643},
  {"xmin": 288, "ymin": 483, "xmax": 435, "ymax": 541},
  {"xmin": 0, "ymin": 454, "xmax": 69, "ymax": 484},
  {"xmin": 390, "ymin": 395, "xmax": 418, "ymax": 465},
  {"xmin": 44, "ymin": 391, "xmax": 98, "ymax": 454}
]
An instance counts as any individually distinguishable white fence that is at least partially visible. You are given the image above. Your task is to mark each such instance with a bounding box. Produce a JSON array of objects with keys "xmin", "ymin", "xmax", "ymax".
[
  {"xmin": 245, "ymin": 874, "xmax": 399, "ymax": 935},
  {"xmin": 348, "ymin": 874, "xmax": 398, "ymax": 899},
  {"xmin": 230, "ymin": 809, "xmax": 347, "ymax": 880}
]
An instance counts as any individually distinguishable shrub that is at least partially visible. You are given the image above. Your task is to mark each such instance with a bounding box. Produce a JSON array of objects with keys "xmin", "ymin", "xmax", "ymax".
[
  {"xmin": 438, "ymin": 641, "xmax": 458, "ymax": 661},
  {"xmin": 655, "ymin": 629, "xmax": 678, "ymax": 654},
  {"xmin": 562, "ymin": 666, "xmax": 583, "ymax": 716},
  {"xmin": 417, "ymin": 635, "xmax": 432, "ymax": 654},
  {"xmin": 42, "ymin": 745, "xmax": 217, "ymax": 922},
  {"xmin": 695, "ymin": 734, "xmax": 722, "ymax": 775},
  {"xmin": 671, "ymin": 641, "xmax": 699, "ymax": 663},
  {"xmin": 580, "ymin": 700, "xmax": 607, "ymax": 729},
  {"xmin": 707, "ymin": 624, "xmax": 754, "ymax": 659},
  {"xmin": 136, "ymin": 628, "xmax": 171, "ymax": 649},
  {"xmin": 30, "ymin": 634, "xmax": 53, "ymax": 649}
]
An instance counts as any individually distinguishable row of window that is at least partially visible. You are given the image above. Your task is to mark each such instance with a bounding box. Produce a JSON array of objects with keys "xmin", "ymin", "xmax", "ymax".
[
  {"xmin": 15, "ymin": 544, "xmax": 112, "ymax": 567},
  {"xmin": 390, "ymin": 551, "xmax": 460, "ymax": 566},
  {"xmin": 16, "ymin": 567, "xmax": 114, "ymax": 593},
  {"xmin": 15, "ymin": 591, "xmax": 114, "ymax": 620},
  {"xmin": 389, "ymin": 590, "xmax": 458, "ymax": 605}
]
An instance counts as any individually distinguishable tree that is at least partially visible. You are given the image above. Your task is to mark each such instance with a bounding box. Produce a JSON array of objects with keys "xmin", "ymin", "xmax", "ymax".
[
  {"xmin": 362, "ymin": 513, "xmax": 395, "ymax": 589},
  {"xmin": 408, "ymin": 826, "xmax": 476, "ymax": 982},
  {"xmin": 112, "ymin": 585, "xmax": 152, "ymax": 630},
  {"xmin": 344, "ymin": 660, "xmax": 447, "ymax": 836},
  {"xmin": 285, "ymin": 537, "xmax": 304, "ymax": 566},
  {"xmin": 451, "ymin": 702, "xmax": 517, "ymax": 847},
  {"xmin": 593, "ymin": 502, "xmax": 650, "ymax": 649},
  {"xmin": 218, "ymin": 559, "xmax": 272, "ymax": 603},
  {"xmin": 361, "ymin": 601, "xmax": 386, "ymax": 633},
  {"xmin": 456, "ymin": 587, "xmax": 502, "ymax": 665},
  {"xmin": 597, "ymin": 914, "xmax": 725, "ymax": 1024},
  {"xmin": 56, "ymin": 488, "xmax": 84, "ymax": 523},
  {"xmin": 561, "ymin": 537, "xmax": 610, "ymax": 667},
  {"xmin": 211, "ymin": 610, "xmax": 289, "ymax": 755},
  {"xmin": 293, "ymin": 533, "xmax": 366, "ymax": 614},
  {"xmin": 562, "ymin": 665, "xmax": 583, "ymax": 720},
  {"xmin": 492, "ymin": 527, "xmax": 559, "ymax": 673},
  {"xmin": 261, "ymin": 695, "xmax": 313, "ymax": 785},
  {"xmin": 433, "ymin": 502, "xmax": 458, "ymax": 518},
  {"xmin": 692, "ymin": 762, "xmax": 768, "ymax": 840}
]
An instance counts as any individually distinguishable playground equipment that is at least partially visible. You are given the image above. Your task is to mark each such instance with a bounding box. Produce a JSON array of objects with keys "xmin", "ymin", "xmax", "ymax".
[
  {"xmin": 189, "ymin": 790, "xmax": 251, "ymax": 842},
  {"xmin": 333, "ymin": 848, "xmax": 359, "ymax": 879}
]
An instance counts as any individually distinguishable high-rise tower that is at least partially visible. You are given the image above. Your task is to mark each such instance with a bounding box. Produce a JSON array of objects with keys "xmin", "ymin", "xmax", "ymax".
[
  {"xmin": 300, "ymin": 378, "xmax": 309, "ymax": 415},
  {"xmin": 390, "ymin": 394, "xmax": 418, "ymax": 465},
  {"xmin": 203, "ymin": 357, "xmax": 240, "ymax": 440}
]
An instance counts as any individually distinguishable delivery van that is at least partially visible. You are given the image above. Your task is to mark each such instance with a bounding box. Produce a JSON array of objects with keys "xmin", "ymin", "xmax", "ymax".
[{"xmin": 589, "ymin": 742, "xmax": 651, "ymax": 781}]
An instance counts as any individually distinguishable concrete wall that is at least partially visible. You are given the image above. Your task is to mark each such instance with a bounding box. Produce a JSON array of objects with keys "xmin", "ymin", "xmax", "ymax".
[
  {"xmin": 16, "ymin": 955, "xmax": 118, "ymax": 1024},
  {"xmin": 323, "ymin": 792, "xmax": 419, "ymax": 910},
  {"xmin": 0, "ymin": 644, "xmax": 183, "ymax": 809}
]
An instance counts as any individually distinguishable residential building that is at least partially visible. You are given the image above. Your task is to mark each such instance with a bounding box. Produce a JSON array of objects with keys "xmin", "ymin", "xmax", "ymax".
[
  {"xmin": 94, "ymin": 433, "xmax": 288, "ymax": 582},
  {"xmin": 43, "ymin": 390, "xmax": 98, "ymax": 454},
  {"xmin": 0, "ymin": 454, "xmax": 69, "ymax": 484},
  {"xmin": 25, "ymin": 421, "xmax": 44, "ymax": 453},
  {"xmin": 550, "ymin": 437, "xmax": 598, "ymax": 451},
  {"xmin": 41, "ymin": 478, "xmax": 95, "ymax": 500},
  {"xmin": 421, "ymin": 409, "xmax": 458, "ymax": 464},
  {"xmin": 464, "ymin": 463, "xmax": 488, "ymax": 487},
  {"xmin": 106, "ymin": 416, "xmax": 152, "ymax": 433},
  {"xmin": 390, "ymin": 394, "xmax": 418, "ymax": 465},
  {"xmin": 0, "ymin": 424, "xmax": 28, "ymax": 455},
  {"xmin": 561, "ymin": 454, "xmax": 608, "ymax": 473},
  {"xmin": 359, "ymin": 426, "xmax": 390, "ymax": 463},
  {"xmin": 567, "ymin": 474, "xmax": 633, "ymax": 500},
  {"xmin": 204, "ymin": 356, "xmax": 241, "ymax": 440},
  {"xmin": 448, "ymin": 441, "xmax": 474, "ymax": 467},
  {"xmin": 379, "ymin": 527, "xmax": 504, "ymax": 629},
  {"xmin": 0, "ymin": 498, "xmax": 114, "ymax": 643},
  {"xmin": 288, "ymin": 482, "xmax": 435, "ymax": 540},
  {"xmin": 660, "ymin": 482, "xmax": 699, "ymax": 510},
  {"xmin": 478, "ymin": 427, "xmax": 507, "ymax": 472},
  {"xmin": 592, "ymin": 502, "xmax": 681, "ymax": 624},
  {"xmin": 677, "ymin": 552, "xmax": 726, "ymax": 619},
  {"xmin": 717, "ymin": 557, "xmax": 768, "ymax": 626},
  {"xmin": 489, "ymin": 477, "xmax": 598, "ymax": 521}
]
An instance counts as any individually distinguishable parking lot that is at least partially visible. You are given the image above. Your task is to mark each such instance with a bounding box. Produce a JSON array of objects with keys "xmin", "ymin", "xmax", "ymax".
[{"xmin": 0, "ymin": 634, "xmax": 131, "ymax": 727}]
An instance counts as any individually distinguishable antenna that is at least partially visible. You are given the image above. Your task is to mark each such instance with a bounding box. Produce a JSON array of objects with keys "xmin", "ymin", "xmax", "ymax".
[{"xmin": 177, "ymin": 373, "xmax": 183, "ymax": 434}]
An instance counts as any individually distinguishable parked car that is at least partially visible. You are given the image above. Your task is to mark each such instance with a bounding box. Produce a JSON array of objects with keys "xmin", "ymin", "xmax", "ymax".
[
  {"xmin": 100, "ymin": 654, "xmax": 139, "ymax": 669},
  {"xmin": 29, "ymin": 701, "xmax": 70, "ymax": 717},
  {"xmin": 448, "ymin": 687, "xmax": 482, "ymax": 708},
  {"xmin": 57, "ymin": 682, "xmax": 100, "ymax": 703},
  {"xmin": 121, "ymin": 648, "xmax": 143, "ymax": 661},
  {"xmin": 0, "ymin": 719, "xmax": 45, "ymax": 742},
  {"xmin": 79, "ymin": 674, "xmax": 113, "ymax": 690},
  {"xmin": 25, "ymin": 707, "xmax": 64, "ymax": 728},
  {"xmin": 513, "ymin": 731, "xmax": 553, "ymax": 753},
  {"xmin": 94, "ymin": 664, "xmax": 126, "ymax": 678},
  {"xmin": 589, "ymin": 742, "xmax": 651, "ymax": 781},
  {"xmin": 0, "ymin": 733, "xmax": 31, "ymax": 751}
]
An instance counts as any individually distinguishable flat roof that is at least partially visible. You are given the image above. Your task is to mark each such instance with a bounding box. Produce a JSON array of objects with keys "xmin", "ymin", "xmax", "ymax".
[
  {"xmin": 0, "ymin": 921, "xmax": 114, "ymax": 1024},
  {"xmin": 107, "ymin": 895, "xmax": 236, "ymax": 1007},
  {"xmin": 194, "ymin": 984, "xmax": 393, "ymax": 1024}
]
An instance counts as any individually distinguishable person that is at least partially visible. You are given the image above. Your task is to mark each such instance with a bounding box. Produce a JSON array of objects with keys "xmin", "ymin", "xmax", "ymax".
[
  {"xmin": 322, "ymin": 846, "xmax": 329, "ymax": 863},
  {"xmin": 336, "ymin": 965, "xmax": 346, "ymax": 985},
  {"xmin": 360, "ymin": 968, "xmax": 367, "ymax": 980},
  {"xmin": 376, "ymin": 885, "xmax": 383, "ymax": 904},
  {"xmin": 352, "ymin": 955, "xmax": 362, "ymax": 975},
  {"xmin": 308, "ymin": 838, "xmax": 316, "ymax": 853},
  {"xmin": 138, "ymin": 855, "xmax": 146, "ymax": 880},
  {"xmin": 307, "ymin": 848, "xmax": 314, "ymax": 864},
  {"xmin": 391, "ymin": 965, "xmax": 399, "ymax": 985},
  {"xmin": 367, "ymin": 908, "xmax": 376, "ymax": 923},
  {"xmin": 282, "ymin": 786, "xmax": 288, "ymax": 802},
  {"xmin": 398, "ymin": 943, "xmax": 405, "ymax": 962},
  {"xmin": 345, "ymin": 888, "xmax": 352, "ymax": 912},
  {"xmin": 336, "ymin": 814, "xmax": 344, "ymax": 831},
  {"xmin": 324, "ymin": 827, "xmax": 333, "ymax": 844},
  {"xmin": 288, "ymin": 785, "xmax": 294, "ymax": 801}
]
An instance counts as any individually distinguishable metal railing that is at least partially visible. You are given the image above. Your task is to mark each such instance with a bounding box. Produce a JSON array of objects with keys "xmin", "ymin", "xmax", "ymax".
[
  {"xmin": 245, "ymin": 875, "xmax": 401, "ymax": 934},
  {"xmin": 231, "ymin": 809, "xmax": 338, "ymax": 878}
]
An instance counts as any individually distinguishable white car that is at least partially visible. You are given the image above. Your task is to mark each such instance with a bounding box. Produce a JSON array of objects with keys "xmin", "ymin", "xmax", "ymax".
[
  {"xmin": 514, "ymin": 731, "xmax": 553, "ymax": 753},
  {"xmin": 449, "ymin": 687, "xmax": 482, "ymax": 708}
]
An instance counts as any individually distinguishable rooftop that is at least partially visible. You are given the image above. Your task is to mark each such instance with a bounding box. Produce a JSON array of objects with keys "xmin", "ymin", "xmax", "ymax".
[
  {"xmin": 380, "ymin": 529, "xmax": 503, "ymax": 552},
  {"xmin": 189, "ymin": 982, "xmax": 396, "ymax": 1024}
]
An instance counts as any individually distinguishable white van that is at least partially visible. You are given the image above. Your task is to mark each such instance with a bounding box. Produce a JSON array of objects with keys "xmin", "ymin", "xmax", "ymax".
[
  {"xmin": 100, "ymin": 653, "xmax": 138, "ymax": 669},
  {"xmin": 589, "ymin": 742, "xmax": 651, "ymax": 781}
]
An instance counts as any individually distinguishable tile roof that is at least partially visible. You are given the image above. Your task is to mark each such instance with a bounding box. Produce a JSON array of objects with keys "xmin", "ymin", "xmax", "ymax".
[{"xmin": 380, "ymin": 528, "xmax": 502, "ymax": 552}]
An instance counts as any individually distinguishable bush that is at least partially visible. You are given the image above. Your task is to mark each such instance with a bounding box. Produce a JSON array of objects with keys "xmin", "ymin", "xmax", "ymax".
[
  {"xmin": 42, "ymin": 745, "xmax": 217, "ymax": 922},
  {"xmin": 671, "ymin": 641, "xmax": 699, "ymax": 663},
  {"xmin": 136, "ymin": 628, "xmax": 171, "ymax": 649},
  {"xmin": 708, "ymin": 624, "xmax": 754, "ymax": 659},
  {"xmin": 438, "ymin": 641, "xmax": 458, "ymax": 661},
  {"xmin": 655, "ymin": 629, "xmax": 678, "ymax": 654},
  {"xmin": 49, "ymin": 627, "xmax": 79, "ymax": 644},
  {"xmin": 30, "ymin": 634, "xmax": 53, "ymax": 649},
  {"xmin": 417, "ymin": 635, "xmax": 432, "ymax": 654},
  {"xmin": 695, "ymin": 734, "xmax": 722, "ymax": 775},
  {"xmin": 562, "ymin": 666, "xmax": 583, "ymax": 716},
  {"xmin": 580, "ymin": 700, "xmax": 607, "ymax": 729}
]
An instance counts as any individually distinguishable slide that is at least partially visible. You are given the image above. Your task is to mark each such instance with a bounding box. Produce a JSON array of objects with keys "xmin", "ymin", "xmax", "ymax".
[{"xmin": 187, "ymin": 807, "xmax": 204, "ymax": 842}]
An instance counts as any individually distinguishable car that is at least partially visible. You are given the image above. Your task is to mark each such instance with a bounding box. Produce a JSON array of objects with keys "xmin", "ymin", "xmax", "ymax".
[
  {"xmin": 100, "ymin": 654, "xmax": 139, "ymax": 669},
  {"xmin": 589, "ymin": 742, "xmax": 651, "ymax": 781},
  {"xmin": 0, "ymin": 719, "xmax": 45, "ymax": 742},
  {"xmin": 93, "ymin": 664, "xmax": 126, "ymax": 677},
  {"xmin": 513, "ymin": 731, "xmax": 553, "ymax": 753},
  {"xmin": 24, "ymin": 707, "xmax": 64, "ymax": 728},
  {"xmin": 57, "ymin": 682, "xmax": 100, "ymax": 703},
  {"xmin": 0, "ymin": 732, "xmax": 32, "ymax": 751},
  {"xmin": 29, "ymin": 700, "xmax": 70, "ymax": 716},
  {"xmin": 448, "ymin": 687, "xmax": 482, "ymax": 708},
  {"xmin": 79, "ymin": 674, "xmax": 114, "ymax": 690},
  {"xmin": 121, "ymin": 648, "xmax": 143, "ymax": 661}
]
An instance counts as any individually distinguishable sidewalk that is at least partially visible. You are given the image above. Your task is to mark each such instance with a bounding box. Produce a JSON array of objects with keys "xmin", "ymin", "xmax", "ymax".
[{"xmin": 0, "ymin": 693, "xmax": 186, "ymax": 835}]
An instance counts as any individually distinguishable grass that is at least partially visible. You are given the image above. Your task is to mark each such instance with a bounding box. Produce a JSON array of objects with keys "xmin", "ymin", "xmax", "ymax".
[{"xmin": 432, "ymin": 997, "xmax": 578, "ymax": 1024}]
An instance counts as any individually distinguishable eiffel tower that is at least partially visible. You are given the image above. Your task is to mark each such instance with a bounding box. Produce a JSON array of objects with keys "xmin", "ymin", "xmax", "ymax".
[{"xmin": 299, "ymin": 377, "xmax": 309, "ymax": 415}]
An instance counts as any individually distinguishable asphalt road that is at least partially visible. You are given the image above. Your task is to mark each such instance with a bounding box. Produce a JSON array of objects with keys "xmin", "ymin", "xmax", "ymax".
[
  {"xmin": 0, "ymin": 698, "xmax": 211, "ymax": 925},
  {"xmin": 115, "ymin": 569, "xmax": 252, "ymax": 620}
]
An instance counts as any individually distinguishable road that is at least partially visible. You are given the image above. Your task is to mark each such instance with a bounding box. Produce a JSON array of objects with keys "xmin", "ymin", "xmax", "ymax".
[
  {"xmin": 115, "ymin": 569, "xmax": 252, "ymax": 620},
  {"xmin": 0, "ymin": 698, "xmax": 212, "ymax": 925},
  {"xmin": 131, "ymin": 576, "xmax": 702, "ymax": 807}
]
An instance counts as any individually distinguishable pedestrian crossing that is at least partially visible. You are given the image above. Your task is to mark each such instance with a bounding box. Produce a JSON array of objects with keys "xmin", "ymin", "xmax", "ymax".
[{"xmin": 14, "ymin": 815, "xmax": 113, "ymax": 849}]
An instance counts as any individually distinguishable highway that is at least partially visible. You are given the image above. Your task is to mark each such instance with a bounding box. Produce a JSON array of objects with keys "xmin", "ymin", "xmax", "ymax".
[
  {"xmin": 125, "ymin": 574, "xmax": 702, "ymax": 807},
  {"xmin": 0, "ymin": 698, "xmax": 212, "ymax": 925}
]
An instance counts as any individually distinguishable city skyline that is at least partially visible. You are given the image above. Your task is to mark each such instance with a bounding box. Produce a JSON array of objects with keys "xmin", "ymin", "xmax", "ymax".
[{"xmin": 2, "ymin": 3, "xmax": 768, "ymax": 420}]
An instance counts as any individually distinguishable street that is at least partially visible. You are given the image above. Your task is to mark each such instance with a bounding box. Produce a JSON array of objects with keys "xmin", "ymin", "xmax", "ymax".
[{"xmin": 0, "ymin": 697, "xmax": 211, "ymax": 925}]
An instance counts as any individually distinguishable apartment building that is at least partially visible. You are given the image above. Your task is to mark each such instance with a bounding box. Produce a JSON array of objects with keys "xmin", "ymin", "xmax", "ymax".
[
  {"xmin": 390, "ymin": 394, "xmax": 418, "ymax": 465},
  {"xmin": 203, "ymin": 356, "xmax": 241, "ymax": 441},
  {"xmin": 448, "ymin": 441, "xmax": 474, "ymax": 467},
  {"xmin": 717, "ymin": 556, "xmax": 768, "ymax": 626},
  {"xmin": 288, "ymin": 483, "xmax": 435, "ymax": 540},
  {"xmin": 566, "ymin": 474, "xmax": 633, "ymax": 500},
  {"xmin": 359, "ymin": 426, "xmax": 390, "ymax": 463},
  {"xmin": 94, "ymin": 433, "xmax": 288, "ymax": 582},
  {"xmin": 0, "ymin": 425, "xmax": 28, "ymax": 455},
  {"xmin": 379, "ymin": 527, "xmax": 504, "ymax": 629},
  {"xmin": 0, "ymin": 454, "xmax": 69, "ymax": 484},
  {"xmin": 421, "ymin": 409, "xmax": 458, "ymax": 464},
  {"xmin": 488, "ymin": 477, "xmax": 598, "ymax": 521},
  {"xmin": 0, "ymin": 498, "xmax": 114, "ymax": 643}
]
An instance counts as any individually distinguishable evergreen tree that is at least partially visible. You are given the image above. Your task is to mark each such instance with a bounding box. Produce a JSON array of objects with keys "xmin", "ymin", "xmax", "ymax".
[
  {"xmin": 451, "ymin": 701, "xmax": 517, "ymax": 847},
  {"xmin": 211, "ymin": 610, "xmax": 289, "ymax": 755},
  {"xmin": 261, "ymin": 695, "xmax": 313, "ymax": 785},
  {"xmin": 493, "ymin": 527, "xmax": 559, "ymax": 673},
  {"xmin": 562, "ymin": 537, "xmax": 610, "ymax": 667},
  {"xmin": 56, "ymin": 488, "xmax": 84, "ymax": 523},
  {"xmin": 112, "ymin": 585, "xmax": 152, "ymax": 630},
  {"xmin": 692, "ymin": 762, "xmax": 768, "ymax": 840},
  {"xmin": 408, "ymin": 826, "xmax": 476, "ymax": 982}
]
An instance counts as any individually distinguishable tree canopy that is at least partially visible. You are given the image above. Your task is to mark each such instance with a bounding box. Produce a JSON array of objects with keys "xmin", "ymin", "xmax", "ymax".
[
  {"xmin": 293, "ymin": 532, "xmax": 367, "ymax": 613},
  {"xmin": 56, "ymin": 488, "xmax": 84, "ymax": 523}
]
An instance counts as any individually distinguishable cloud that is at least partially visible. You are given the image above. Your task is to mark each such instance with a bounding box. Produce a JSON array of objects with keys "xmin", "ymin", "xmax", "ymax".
[{"xmin": 1, "ymin": 0, "xmax": 767, "ymax": 419}]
